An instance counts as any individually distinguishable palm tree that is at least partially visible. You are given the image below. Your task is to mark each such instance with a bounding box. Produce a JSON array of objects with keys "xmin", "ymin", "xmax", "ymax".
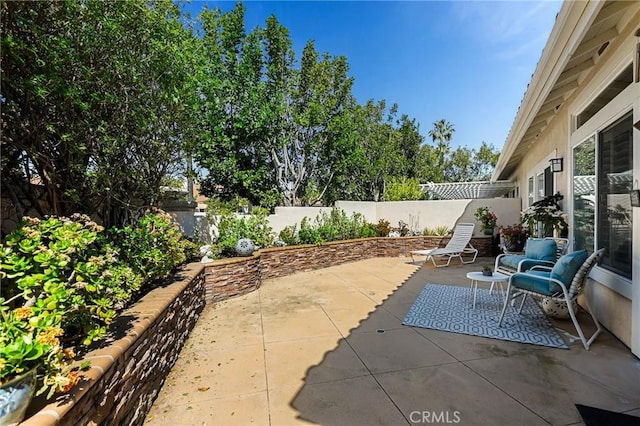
[
  {"xmin": 428, "ymin": 119, "xmax": 455, "ymax": 146},
  {"xmin": 427, "ymin": 119, "xmax": 455, "ymax": 182}
]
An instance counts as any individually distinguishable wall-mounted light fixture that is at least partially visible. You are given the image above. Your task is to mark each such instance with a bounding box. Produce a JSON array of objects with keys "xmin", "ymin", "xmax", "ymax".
[{"xmin": 550, "ymin": 158, "xmax": 563, "ymax": 173}]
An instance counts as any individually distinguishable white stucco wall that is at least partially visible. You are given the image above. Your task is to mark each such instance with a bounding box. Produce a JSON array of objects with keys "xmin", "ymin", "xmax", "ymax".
[
  {"xmin": 177, "ymin": 198, "xmax": 523, "ymax": 240},
  {"xmin": 266, "ymin": 198, "xmax": 522, "ymax": 236}
]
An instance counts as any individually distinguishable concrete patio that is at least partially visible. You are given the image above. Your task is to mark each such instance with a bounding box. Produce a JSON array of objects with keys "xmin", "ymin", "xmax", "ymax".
[{"xmin": 145, "ymin": 257, "xmax": 640, "ymax": 425}]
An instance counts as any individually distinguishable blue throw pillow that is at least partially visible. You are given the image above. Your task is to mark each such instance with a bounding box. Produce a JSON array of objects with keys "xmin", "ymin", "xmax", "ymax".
[
  {"xmin": 525, "ymin": 239, "xmax": 557, "ymax": 261},
  {"xmin": 550, "ymin": 249, "xmax": 589, "ymax": 291}
]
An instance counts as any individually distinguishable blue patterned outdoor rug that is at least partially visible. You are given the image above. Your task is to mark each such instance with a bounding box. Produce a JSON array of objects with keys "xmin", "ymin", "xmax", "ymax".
[{"xmin": 402, "ymin": 284, "xmax": 568, "ymax": 349}]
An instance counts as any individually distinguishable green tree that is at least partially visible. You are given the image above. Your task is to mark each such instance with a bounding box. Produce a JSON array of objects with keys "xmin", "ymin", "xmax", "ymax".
[
  {"xmin": 472, "ymin": 141, "xmax": 501, "ymax": 181},
  {"xmin": 1, "ymin": 0, "xmax": 201, "ymax": 227},
  {"xmin": 195, "ymin": 3, "xmax": 279, "ymax": 209},
  {"xmin": 397, "ymin": 115, "xmax": 424, "ymax": 178},
  {"xmin": 425, "ymin": 119, "xmax": 455, "ymax": 182},
  {"xmin": 383, "ymin": 177, "xmax": 425, "ymax": 201},
  {"xmin": 271, "ymin": 41, "xmax": 354, "ymax": 206},
  {"xmin": 352, "ymin": 101, "xmax": 405, "ymax": 201}
]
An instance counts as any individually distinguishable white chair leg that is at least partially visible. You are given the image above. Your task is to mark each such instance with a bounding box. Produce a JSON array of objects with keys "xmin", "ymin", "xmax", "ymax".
[
  {"xmin": 498, "ymin": 284, "xmax": 512, "ymax": 327},
  {"xmin": 517, "ymin": 293, "xmax": 527, "ymax": 314},
  {"xmin": 567, "ymin": 297, "xmax": 602, "ymax": 350},
  {"xmin": 433, "ymin": 254, "xmax": 452, "ymax": 268},
  {"xmin": 510, "ymin": 290, "xmax": 523, "ymax": 306}
]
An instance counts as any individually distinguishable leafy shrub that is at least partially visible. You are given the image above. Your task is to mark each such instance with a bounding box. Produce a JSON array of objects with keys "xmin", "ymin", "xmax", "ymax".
[
  {"xmin": 298, "ymin": 217, "xmax": 323, "ymax": 245},
  {"xmin": 0, "ymin": 215, "xmax": 128, "ymax": 396},
  {"xmin": 0, "ymin": 302, "xmax": 78, "ymax": 398},
  {"xmin": 0, "ymin": 210, "xmax": 195, "ymax": 398},
  {"xmin": 107, "ymin": 209, "xmax": 187, "ymax": 282},
  {"xmin": 360, "ymin": 225, "xmax": 376, "ymax": 238},
  {"xmin": 285, "ymin": 208, "xmax": 373, "ymax": 245},
  {"xmin": 278, "ymin": 224, "xmax": 299, "ymax": 245},
  {"xmin": 1, "ymin": 215, "xmax": 124, "ymax": 345},
  {"xmin": 181, "ymin": 237, "xmax": 203, "ymax": 263},
  {"xmin": 369, "ymin": 219, "xmax": 391, "ymax": 237},
  {"xmin": 214, "ymin": 208, "xmax": 274, "ymax": 256},
  {"xmin": 383, "ymin": 177, "xmax": 425, "ymax": 201},
  {"xmin": 423, "ymin": 226, "xmax": 452, "ymax": 236}
]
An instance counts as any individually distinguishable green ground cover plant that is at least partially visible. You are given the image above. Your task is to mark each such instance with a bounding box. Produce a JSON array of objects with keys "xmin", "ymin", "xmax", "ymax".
[
  {"xmin": 0, "ymin": 210, "xmax": 194, "ymax": 398},
  {"xmin": 278, "ymin": 208, "xmax": 375, "ymax": 245},
  {"xmin": 208, "ymin": 206, "xmax": 274, "ymax": 257}
]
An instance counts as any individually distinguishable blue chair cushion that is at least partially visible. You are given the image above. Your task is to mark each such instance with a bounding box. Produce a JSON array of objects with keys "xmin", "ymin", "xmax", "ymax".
[
  {"xmin": 525, "ymin": 239, "xmax": 557, "ymax": 262},
  {"xmin": 550, "ymin": 249, "xmax": 588, "ymax": 291},
  {"xmin": 498, "ymin": 252, "xmax": 555, "ymax": 272},
  {"xmin": 511, "ymin": 270, "xmax": 556, "ymax": 296},
  {"xmin": 499, "ymin": 255, "xmax": 527, "ymax": 270}
]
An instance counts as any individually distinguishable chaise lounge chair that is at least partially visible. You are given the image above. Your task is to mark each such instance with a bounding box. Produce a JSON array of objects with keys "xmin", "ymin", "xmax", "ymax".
[{"xmin": 410, "ymin": 223, "xmax": 478, "ymax": 267}]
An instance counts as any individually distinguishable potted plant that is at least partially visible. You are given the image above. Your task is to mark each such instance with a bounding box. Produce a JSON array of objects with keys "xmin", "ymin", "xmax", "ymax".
[
  {"xmin": 520, "ymin": 204, "xmax": 568, "ymax": 238},
  {"xmin": 474, "ymin": 207, "xmax": 497, "ymax": 235},
  {"xmin": 481, "ymin": 264, "xmax": 493, "ymax": 276},
  {"xmin": 499, "ymin": 224, "xmax": 528, "ymax": 253}
]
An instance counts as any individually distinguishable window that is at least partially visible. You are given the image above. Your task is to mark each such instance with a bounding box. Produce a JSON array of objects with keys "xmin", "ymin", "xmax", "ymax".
[
  {"xmin": 537, "ymin": 173, "xmax": 545, "ymax": 200},
  {"xmin": 572, "ymin": 136, "xmax": 595, "ymax": 252},
  {"xmin": 528, "ymin": 164, "xmax": 554, "ymax": 208},
  {"xmin": 572, "ymin": 112, "xmax": 633, "ymax": 279},
  {"xmin": 597, "ymin": 112, "xmax": 633, "ymax": 278},
  {"xmin": 570, "ymin": 61, "xmax": 634, "ymax": 296}
]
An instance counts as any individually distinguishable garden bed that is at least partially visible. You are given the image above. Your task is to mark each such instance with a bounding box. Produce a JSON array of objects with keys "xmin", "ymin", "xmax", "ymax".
[
  {"xmin": 20, "ymin": 263, "xmax": 206, "ymax": 426},
  {"xmin": 19, "ymin": 236, "xmax": 491, "ymax": 425}
]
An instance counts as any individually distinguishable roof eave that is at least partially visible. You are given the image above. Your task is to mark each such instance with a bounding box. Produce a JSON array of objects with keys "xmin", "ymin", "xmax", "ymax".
[{"xmin": 492, "ymin": 0, "xmax": 606, "ymax": 181}]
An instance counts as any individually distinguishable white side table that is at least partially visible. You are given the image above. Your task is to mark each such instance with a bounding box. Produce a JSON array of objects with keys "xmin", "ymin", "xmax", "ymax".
[{"xmin": 465, "ymin": 271, "xmax": 510, "ymax": 309}]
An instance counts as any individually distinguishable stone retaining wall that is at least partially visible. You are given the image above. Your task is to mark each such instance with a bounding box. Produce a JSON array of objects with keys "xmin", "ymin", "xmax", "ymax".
[
  {"xmin": 22, "ymin": 263, "xmax": 206, "ymax": 426},
  {"xmin": 204, "ymin": 236, "xmax": 493, "ymax": 302},
  {"xmin": 20, "ymin": 236, "xmax": 491, "ymax": 425}
]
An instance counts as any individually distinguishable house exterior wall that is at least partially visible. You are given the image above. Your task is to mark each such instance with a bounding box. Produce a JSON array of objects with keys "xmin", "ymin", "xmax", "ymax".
[
  {"xmin": 511, "ymin": 109, "xmax": 571, "ymax": 205},
  {"xmin": 505, "ymin": 10, "xmax": 639, "ymax": 353}
]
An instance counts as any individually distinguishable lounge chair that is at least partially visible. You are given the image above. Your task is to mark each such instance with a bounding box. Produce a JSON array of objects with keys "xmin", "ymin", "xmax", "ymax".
[{"xmin": 410, "ymin": 223, "xmax": 478, "ymax": 267}]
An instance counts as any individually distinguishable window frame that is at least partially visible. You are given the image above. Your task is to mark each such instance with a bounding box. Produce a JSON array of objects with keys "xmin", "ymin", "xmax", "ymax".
[
  {"xmin": 570, "ymin": 83, "xmax": 635, "ymax": 299},
  {"xmin": 526, "ymin": 155, "xmax": 557, "ymax": 208}
]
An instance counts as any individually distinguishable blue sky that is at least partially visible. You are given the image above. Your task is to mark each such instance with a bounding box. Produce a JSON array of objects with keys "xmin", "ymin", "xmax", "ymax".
[{"xmin": 182, "ymin": 1, "xmax": 562, "ymax": 152}]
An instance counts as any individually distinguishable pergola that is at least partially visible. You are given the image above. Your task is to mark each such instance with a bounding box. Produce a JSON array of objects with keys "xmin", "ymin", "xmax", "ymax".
[{"xmin": 420, "ymin": 180, "xmax": 517, "ymax": 200}]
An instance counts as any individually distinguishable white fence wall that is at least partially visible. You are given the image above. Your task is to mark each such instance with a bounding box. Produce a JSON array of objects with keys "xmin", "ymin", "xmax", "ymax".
[{"xmin": 176, "ymin": 198, "xmax": 522, "ymax": 243}]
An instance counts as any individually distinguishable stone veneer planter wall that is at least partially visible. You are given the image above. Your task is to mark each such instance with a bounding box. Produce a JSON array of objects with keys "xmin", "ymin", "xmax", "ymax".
[
  {"xmin": 204, "ymin": 235, "xmax": 493, "ymax": 302},
  {"xmin": 20, "ymin": 236, "xmax": 491, "ymax": 425},
  {"xmin": 21, "ymin": 263, "xmax": 206, "ymax": 426}
]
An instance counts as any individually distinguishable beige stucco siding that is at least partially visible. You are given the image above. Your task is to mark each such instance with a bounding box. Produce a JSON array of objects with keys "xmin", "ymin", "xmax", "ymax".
[{"xmin": 504, "ymin": 9, "xmax": 639, "ymax": 350}]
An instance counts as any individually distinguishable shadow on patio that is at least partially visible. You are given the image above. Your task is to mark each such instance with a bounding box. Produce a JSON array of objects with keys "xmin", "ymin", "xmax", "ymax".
[{"xmin": 288, "ymin": 258, "xmax": 640, "ymax": 425}]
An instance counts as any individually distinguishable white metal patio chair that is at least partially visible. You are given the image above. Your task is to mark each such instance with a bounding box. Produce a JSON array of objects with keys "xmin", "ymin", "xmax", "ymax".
[
  {"xmin": 498, "ymin": 248, "xmax": 605, "ymax": 350},
  {"xmin": 495, "ymin": 237, "xmax": 569, "ymax": 276},
  {"xmin": 410, "ymin": 223, "xmax": 478, "ymax": 267}
]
